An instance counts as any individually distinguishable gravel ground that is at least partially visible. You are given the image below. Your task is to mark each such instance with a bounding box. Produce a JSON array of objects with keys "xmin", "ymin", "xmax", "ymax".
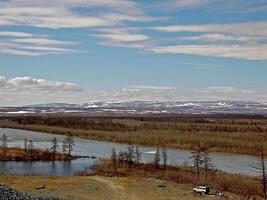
[{"xmin": 0, "ymin": 184, "xmax": 63, "ymax": 200}]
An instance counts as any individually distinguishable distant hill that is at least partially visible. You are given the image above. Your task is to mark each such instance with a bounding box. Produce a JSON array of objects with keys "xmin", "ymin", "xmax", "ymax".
[{"xmin": 1, "ymin": 101, "xmax": 267, "ymax": 116}]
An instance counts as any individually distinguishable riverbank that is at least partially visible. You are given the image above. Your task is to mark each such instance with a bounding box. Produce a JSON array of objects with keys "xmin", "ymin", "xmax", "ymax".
[
  {"xmin": 0, "ymin": 175, "xmax": 245, "ymax": 200},
  {"xmin": 89, "ymin": 159, "xmax": 264, "ymax": 198},
  {"xmin": 1, "ymin": 118, "xmax": 266, "ymax": 157},
  {"xmin": 0, "ymin": 147, "xmax": 74, "ymax": 161}
]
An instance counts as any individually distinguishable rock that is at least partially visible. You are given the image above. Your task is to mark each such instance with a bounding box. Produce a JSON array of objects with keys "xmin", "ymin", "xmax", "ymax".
[
  {"xmin": 0, "ymin": 184, "xmax": 63, "ymax": 200},
  {"xmin": 157, "ymin": 184, "xmax": 166, "ymax": 188}
]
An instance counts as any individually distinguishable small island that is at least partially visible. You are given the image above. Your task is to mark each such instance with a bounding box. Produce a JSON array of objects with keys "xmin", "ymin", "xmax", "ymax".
[
  {"xmin": 0, "ymin": 147, "xmax": 74, "ymax": 161},
  {"xmin": 0, "ymin": 133, "xmax": 76, "ymax": 161}
]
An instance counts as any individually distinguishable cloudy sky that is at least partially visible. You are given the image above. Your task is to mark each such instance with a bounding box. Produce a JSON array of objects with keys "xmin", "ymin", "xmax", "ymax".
[{"xmin": 1, "ymin": 0, "xmax": 267, "ymax": 106}]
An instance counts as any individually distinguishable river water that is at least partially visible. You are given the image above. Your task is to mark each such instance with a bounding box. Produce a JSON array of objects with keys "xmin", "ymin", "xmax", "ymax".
[{"xmin": 0, "ymin": 128, "xmax": 259, "ymax": 176}]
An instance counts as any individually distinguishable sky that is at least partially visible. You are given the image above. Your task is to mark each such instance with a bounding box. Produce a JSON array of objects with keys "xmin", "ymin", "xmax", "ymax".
[{"xmin": 1, "ymin": 0, "xmax": 267, "ymax": 106}]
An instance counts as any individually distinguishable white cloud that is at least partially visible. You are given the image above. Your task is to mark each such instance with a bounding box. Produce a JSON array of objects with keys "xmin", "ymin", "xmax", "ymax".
[
  {"xmin": 1, "ymin": 74, "xmax": 267, "ymax": 106},
  {"xmin": 0, "ymin": 0, "xmax": 156, "ymax": 56},
  {"xmin": 0, "ymin": 31, "xmax": 34, "ymax": 37},
  {"xmin": 170, "ymin": 0, "xmax": 212, "ymax": 9},
  {"xmin": 11, "ymin": 38, "xmax": 76, "ymax": 46},
  {"xmin": 181, "ymin": 33, "xmax": 253, "ymax": 42},
  {"xmin": 1, "ymin": 75, "xmax": 81, "ymax": 92},
  {"xmin": 93, "ymin": 28, "xmax": 150, "ymax": 43},
  {"xmin": 151, "ymin": 22, "xmax": 267, "ymax": 37},
  {"xmin": 148, "ymin": 22, "xmax": 267, "ymax": 60},
  {"xmin": 147, "ymin": 0, "xmax": 267, "ymax": 13},
  {"xmin": 150, "ymin": 44, "xmax": 267, "ymax": 60},
  {"xmin": 146, "ymin": 0, "xmax": 211, "ymax": 10},
  {"xmin": 0, "ymin": 0, "xmax": 153, "ymax": 29},
  {"xmin": 92, "ymin": 27, "xmax": 151, "ymax": 49},
  {"xmin": 0, "ymin": 31, "xmax": 77, "ymax": 56},
  {"xmin": 193, "ymin": 86, "xmax": 264, "ymax": 101},
  {"xmin": 125, "ymin": 86, "xmax": 176, "ymax": 91},
  {"xmin": 95, "ymin": 33, "xmax": 149, "ymax": 42},
  {"xmin": 0, "ymin": 75, "xmax": 6, "ymax": 87}
]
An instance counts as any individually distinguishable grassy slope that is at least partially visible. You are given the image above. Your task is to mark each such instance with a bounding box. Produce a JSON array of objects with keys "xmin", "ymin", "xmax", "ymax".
[{"xmin": 0, "ymin": 175, "xmax": 244, "ymax": 200}]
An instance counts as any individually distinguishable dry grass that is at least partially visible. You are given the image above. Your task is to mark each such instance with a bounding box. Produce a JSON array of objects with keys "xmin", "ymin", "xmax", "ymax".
[
  {"xmin": 0, "ymin": 175, "xmax": 245, "ymax": 200},
  {"xmin": 91, "ymin": 160, "xmax": 264, "ymax": 198}
]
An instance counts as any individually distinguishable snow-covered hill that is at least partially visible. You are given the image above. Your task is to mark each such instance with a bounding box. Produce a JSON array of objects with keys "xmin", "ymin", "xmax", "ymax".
[{"xmin": 1, "ymin": 101, "xmax": 267, "ymax": 116}]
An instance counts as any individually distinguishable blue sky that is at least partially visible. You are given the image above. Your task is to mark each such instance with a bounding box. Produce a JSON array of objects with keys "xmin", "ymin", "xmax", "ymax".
[{"xmin": 0, "ymin": 0, "xmax": 267, "ymax": 105}]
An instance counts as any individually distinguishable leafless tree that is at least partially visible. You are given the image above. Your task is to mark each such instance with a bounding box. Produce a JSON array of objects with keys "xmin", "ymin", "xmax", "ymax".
[
  {"xmin": 2, "ymin": 134, "xmax": 8, "ymax": 158},
  {"xmin": 111, "ymin": 147, "xmax": 117, "ymax": 174},
  {"xmin": 126, "ymin": 144, "xmax": 135, "ymax": 166},
  {"xmin": 162, "ymin": 145, "xmax": 167, "ymax": 169},
  {"xmin": 202, "ymin": 148, "xmax": 214, "ymax": 172},
  {"xmin": 51, "ymin": 137, "xmax": 59, "ymax": 161},
  {"xmin": 190, "ymin": 149, "xmax": 203, "ymax": 175},
  {"xmin": 135, "ymin": 146, "xmax": 142, "ymax": 164},
  {"xmin": 63, "ymin": 134, "xmax": 75, "ymax": 157},
  {"xmin": 154, "ymin": 146, "xmax": 160, "ymax": 169},
  {"xmin": 24, "ymin": 138, "xmax": 28, "ymax": 154},
  {"xmin": 250, "ymin": 146, "xmax": 267, "ymax": 198},
  {"xmin": 28, "ymin": 140, "xmax": 34, "ymax": 159}
]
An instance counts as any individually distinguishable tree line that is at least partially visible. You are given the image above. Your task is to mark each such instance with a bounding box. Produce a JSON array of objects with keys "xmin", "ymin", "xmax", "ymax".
[{"xmin": 11, "ymin": 116, "xmax": 267, "ymax": 133}]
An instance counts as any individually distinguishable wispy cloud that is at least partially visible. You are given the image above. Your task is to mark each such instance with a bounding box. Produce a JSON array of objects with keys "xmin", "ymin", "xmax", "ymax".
[
  {"xmin": 1, "ymin": 0, "xmax": 267, "ymax": 60},
  {"xmin": 0, "ymin": 0, "xmax": 156, "ymax": 56},
  {"xmin": 147, "ymin": 0, "xmax": 267, "ymax": 13},
  {"xmin": 11, "ymin": 38, "xmax": 77, "ymax": 46},
  {"xmin": 145, "ymin": 0, "xmax": 212, "ymax": 10},
  {"xmin": 0, "ymin": 30, "xmax": 77, "ymax": 56},
  {"xmin": 93, "ymin": 28, "xmax": 150, "ymax": 43},
  {"xmin": 150, "ymin": 44, "xmax": 267, "ymax": 60},
  {"xmin": 0, "ymin": 0, "xmax": 154, "ymax": 29},
  {"xmin": 151, "ymin": 22, "xmax": 267, "ymax": 37},
  {"xmin": 0, "ymin": 31, "xmax": 34, "ymax": 37},
  {"xmin": 194, "ymin": 86, "xmax": 261, "ymax": 101},
  {"xmin": 148, "ymin": 22, "xmax": 267, "ymax": 60}
]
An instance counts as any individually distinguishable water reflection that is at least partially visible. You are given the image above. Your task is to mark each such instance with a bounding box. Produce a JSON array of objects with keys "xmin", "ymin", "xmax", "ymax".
[{"xmin": 0, "ymin": 159, "xmax": 95, "ymax": 176}]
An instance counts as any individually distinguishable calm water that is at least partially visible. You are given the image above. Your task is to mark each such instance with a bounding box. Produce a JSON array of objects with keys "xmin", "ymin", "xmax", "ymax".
[{"xmin": 0, "ymin": 128, "xmax": 260, "ymax": 176}]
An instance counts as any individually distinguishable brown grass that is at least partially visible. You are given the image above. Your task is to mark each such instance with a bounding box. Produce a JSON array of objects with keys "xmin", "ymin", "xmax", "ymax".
[
  {"xmin": 0, "ymin": 175, "xmax": 245, "ymax": 200},
  {"xmin": 90, "ymin": 159, "xmax": 263, "ymax": 198},
  {"xmin": 0, "ymin": 147, "xmax": 73, "ymax": 161}
]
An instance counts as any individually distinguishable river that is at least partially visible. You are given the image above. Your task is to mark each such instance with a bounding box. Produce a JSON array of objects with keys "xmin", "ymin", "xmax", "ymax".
[{"xmin": 0, "ymin": 128, "xmax": 259, "ymax": 176}]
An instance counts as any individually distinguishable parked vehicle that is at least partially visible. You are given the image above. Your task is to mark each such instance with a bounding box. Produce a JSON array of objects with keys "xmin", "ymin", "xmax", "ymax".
[{"xmin": 193, "ymin": 186, "xmax": 210, "ymax": 195}]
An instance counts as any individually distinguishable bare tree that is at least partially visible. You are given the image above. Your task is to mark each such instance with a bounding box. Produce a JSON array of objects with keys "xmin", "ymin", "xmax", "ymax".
[
  {"xmin": 190, "ymin": 149, "xmax": 203, "ymax": 175},
  {"xmin": 111, "ymin": 147, "xmax": 117, "ymax": 174},
  {"xmin": 28, "ymin": 140, "xmax": 34, "ymax": 159},
  {"xmin": 135, "ymin": 146, "xmax": 142, "ymax": 164},
  {"xmin": 51, "ymin": 137, "xmax": 59, "ymax": 161},
  {"xmin": 2, "ymin": 134, "xmax": 8, "ymax": 158},
  {"xmin": 250, "ymin": 146, "xmax": 267, "ymax": 198},
  {"xmin": 162, "ymin": 145, "xmax": 167, "ymax": 169},
  {"xmin": 125, "ymin": 144, "xmax": 135, "ymax": 166},
  {"xmin": 63, "ymin": 134, "xmax": 75, "ymax": 157},
  {"xmin": 118, "ymin": 151, "xmax": 127, "ymax": 164},
  {"xmin": 202, "ymin": 149, "xmax": 214, "ymax": 172},
  {"xmin": 24, "ymin": 138, "xmax": 28, "ymax": 155},
  {"xmin": 62, "ymin": 140, "xmax": 66, "ymax": 154},
  {"xmin": 154, "ymin": 146, "xmax": 160, "ymax": 169}
]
